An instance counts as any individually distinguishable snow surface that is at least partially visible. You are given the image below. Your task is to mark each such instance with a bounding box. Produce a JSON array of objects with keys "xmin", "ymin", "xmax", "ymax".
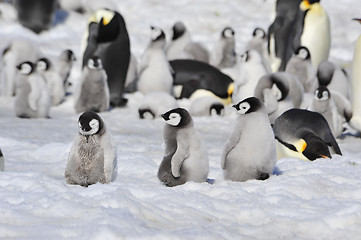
[{"xmin": 1, "ymin": 0, "xmax": 361, "ymax": 239}]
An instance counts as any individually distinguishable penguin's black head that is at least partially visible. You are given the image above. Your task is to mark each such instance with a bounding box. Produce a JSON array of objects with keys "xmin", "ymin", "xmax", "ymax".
[
  {"xmin": 210, "ymin": 103, "xmax": 225, "ymax": 116},
  {"xmin": 62, "ymin": 49, "xmax": 76, "ymax": 62},
  {"xmin": 232, "ymin": 97, "xmax": 264, "ymax": 115},
  {"xmin": 317, "ymin": 61, "xmax": 335, "ymax": 86},
  {"xmin": 301, "ymin": 133, "xmax": 331, "ymax": 160},
  {"xmin": 172, "ymin": 21, "xmax": 186, "ymax": 40},
  {"xmin": 150, "ymin": 26, "xmax": 166, "ymax": 42},
  {"xmin": 252, "ymin": 27, "xmax": 266, "ymax": 39},
  {"xmin": 36, "ymin": 57, "xmax": 51, "ymax": 72},
  {"xmin": 138, "ymin": 108, "xmax": 155, "ymax": 119},
  {"xmin": 161, "ymin": 108, "xmax": 192, "ymax": 127},
  {"xmin": 87, "ymin": 56, "xmax": 103, "ymax": 70},
  {"xmin": 78, "ymin": 111, "xmax": 104, "ymax": 136},
  {"xmin": 314, "ymin": 86, "xmax": 330, "ymax": 101},
  {"xmin": 16, "ymin": 61, "xmax": 35, "ymax": 75},
  {"xmin": 295, "ymin": 46, "xmax": 311, "ymax": 60},
  {"xmin": 222, "ymin": 27, "xmax": 235, "ymax": 39}
]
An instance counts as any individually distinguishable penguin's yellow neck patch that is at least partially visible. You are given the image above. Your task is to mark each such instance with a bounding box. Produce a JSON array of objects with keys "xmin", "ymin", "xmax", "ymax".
[
  {"xmin": 300, "ymin": 0, "xmax": 311, "ymax": 11},
  {"xmin": 294, "ymin": 139, "xmax": 307, "ymax": 153},
  {"xmin": 89, "ymin": 9, "xmax": 115, "ymax": 25}
]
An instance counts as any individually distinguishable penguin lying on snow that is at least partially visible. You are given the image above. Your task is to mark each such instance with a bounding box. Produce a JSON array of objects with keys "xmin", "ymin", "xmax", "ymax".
[
  {"xmin": 273, "ymin": 108, "xmax": 342, "ymax": 161},
  {"xmin": 0, "ymin": 148, "xmax": 4, "ymax": 171},
  {"xmin": 14, "ymin": 61, "xmax": 51, "ymax": 118},
  {"xmin": 188, "ymin": 96, "xmax": 224, "ymax": 117},
  {"xmin": 74, "ymin": 56, "xmax": 109, "ymax": 113},
  {"xmin": 170, "ymin": 59, "xmax": 234, "ymax": 105},
  {"xmin": 221, "ymin": 97, "xmax": 276, "ymax": 182},
  {"xmin": 82, "ymin": 8, "xmax": 130, "ymax": 107},
  {"xmin": 65, "ymin": 111, "xmax": 117, "ymax": 187},
  {"xmin": 158, "ymin": 108, "xmax": 209, "ymax": 187}
]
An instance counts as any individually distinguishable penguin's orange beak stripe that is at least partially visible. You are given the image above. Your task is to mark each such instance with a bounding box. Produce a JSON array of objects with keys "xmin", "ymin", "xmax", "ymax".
[{"xmin": 320, "ymin": 155, "xmax": 329, "ymax": 159}]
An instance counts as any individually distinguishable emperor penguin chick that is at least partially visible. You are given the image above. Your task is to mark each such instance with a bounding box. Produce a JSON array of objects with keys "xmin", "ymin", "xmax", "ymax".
[
  {"xmin": 221, "ymin": 97, "xmax": 276, "ymax": 182},
  {"xmin": 37, "ymin": 57, "xmax": 65, "ymax": 106},
  {"xmin": 211, "ymin": 27, "xmax": 237, "ymax": 69},
  {"xmin": 137, "ymin": 26, "xmax": 174, "ymax": 95},
  {"xmin": 14, "ymin": 61, "xmax": 51, "ymax": 118},
  {"xmin": 56, "ymin": 49, "xmax": 76, "ymax": 93},
  {"xmin": 65, "ymin": 111, "xmax": 117, "ymax": 187},
  {"xmin": 74, "ymin": 56, "xmax": 110, "ymax": 113},
  {"xmin": 158, "ymin": 108, "xmax": 209, "ymax": 187}
]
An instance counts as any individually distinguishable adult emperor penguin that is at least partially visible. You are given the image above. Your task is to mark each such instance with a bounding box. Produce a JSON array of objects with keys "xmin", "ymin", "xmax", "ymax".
[
  {"xmin": 1, "ymin": 38, "xmax": 41, "ymax": 97},
  {"xmin": 14, "ymin": 61, "xmax": 51, "ymax": 118},
  {"xmin": 56, "ymin": 49, "xmax": 76, "ymax": 94},
  {"xmin": 37, "ymin": 57, "xmax": 65, "ymax": 106},
  {"xmin": 158, "ymin": 108, "xmax": 209, "ymax": 187},
  {"xmin": 350, "ymin": 18, "xmax": 361, "ymax": 132},
  {"xmin": 74, "ymin": 56, "xmax": 109, "ymax": 113},
  {"xmin": 13, "ymin": 0, "xmax": 57, "ymax": 34},
  {"xmin": 307, "ymin": 87, "xmax": 344, "ymax": 138},
  {"xmin": 137, "ymin": 26, "xmax": 174, "ymax": 95},
  {"xmin": 254, "ymin": 72, "xmax": 304, "ymax": 124},
  {"xmin": 267, "ymin": 0, "xmax": 303, "ymax": 71},
  {"xmin": 65, "ymin": 111, "xmax": 117, "ymax": 187},
  {"xmin": 170, "ymin": 59, "xmax": 234, "ymax": 105},
  {"xmin": 0, "ymin": 148, "xmax": 4, "ymax": 171},
  {"xmin": 138, "ymin": 92, "xmax": 179, "ymax": 119},
  {"xmin": 188, "ymin": 96, "xmax": 225, "ymax": 117},
  {"xmin": 166, "ymin": 21, "xmax": 209, "ymax": 63},
  {"xmin": 210, "ymin": 27, "xmax": 237, "ymax": 69},
  {"xmin": 298, "ymin": 0, "xmax": 331, "ymax": 68},
  {"xmin": 273, "ymin": 108, "xmax": 342, "ymax": 161},
  {"xmin": 285, "ymin": 46, "xmax": 317, "ymax": 93},
  {"xmin": 82, "ymin": 8, "xmax": 130, "ymax": 107},
  {"xmin": 221, "ymin": 97, "xmax": 276, "ymax": 182}
]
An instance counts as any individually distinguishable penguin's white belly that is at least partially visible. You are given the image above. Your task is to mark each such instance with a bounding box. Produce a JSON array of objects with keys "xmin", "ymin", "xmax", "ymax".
[
  {"xmin": 301, "ymin": 10, "xmax": 330, "ymax": 67},
  {"xmin": 351, "ymin": 36, "xmax": 361, "ymax": 131},
  {"xmin": 225, "ymin": 119, "xmax": 275, "ymax": 181},
  {"xmin": 138, "ymin": 54, "xmax": 173, "ymax": 94},
  {"xmin": 181, "ymin": 133, "xmax": 208, "ymax": 182}
]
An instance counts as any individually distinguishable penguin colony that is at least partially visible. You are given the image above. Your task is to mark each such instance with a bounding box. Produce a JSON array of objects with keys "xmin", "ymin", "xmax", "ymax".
[{"xmin": 1, "ymin": 0, "xmax": 360, "ymax": 187}]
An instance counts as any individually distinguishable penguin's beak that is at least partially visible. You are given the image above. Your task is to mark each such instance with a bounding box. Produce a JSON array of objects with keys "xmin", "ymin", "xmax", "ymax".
[
  {"xmin": 352, "ymin": 18, "xmax": 361, "ymax": 24},
  {"xmin": 232, "ymin": 105, "xmax": 239, "ymax": 110},
  {"xmin": 160, "ymin": 114, "xmax": 168, "ymax": 120}
]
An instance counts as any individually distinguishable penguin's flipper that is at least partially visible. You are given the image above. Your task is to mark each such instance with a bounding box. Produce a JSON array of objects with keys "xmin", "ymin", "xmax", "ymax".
[
  {"xmin": 221, "ymin": 129, "xmax": 242, "ymax": 169},
  {"xmin": 28, "ymin": 80, "xmax": 41, "ymax": 111},
  {"xmin": 325, "ymin": 133, "xmax": 342, "ymax": 155},
  {"xmin": 179, "ymin": 79, "xmax": 201, "ymax": 99},
  {"xmin": 170, "ymin": 139, "xmax": 190, "ymax": 178}
]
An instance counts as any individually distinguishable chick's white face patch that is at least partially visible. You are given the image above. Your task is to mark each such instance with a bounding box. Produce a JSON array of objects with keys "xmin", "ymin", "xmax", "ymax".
[
  {"xmin": 79, "ymin": 119, "xmax": 100, "ymax": 135},
  {"xmin": 151, "ymin": 27, "xmax": 162, "ymax": 41},
  {"xmin": 19, "ymin": 63, "xmax": 32, "ymax": 75},
  {"xmin": 165, "ymin": 113, "xmax": 181, "ymax": 126},
  {"xmin": 298, "ymin": 48, "xmax": 309, "ymax": 60},
  {"xmin": 271, "ymin": 84, "xmax": 282, "ymax": 101},
  {"xmin": 224, "ymin": 28, "xmax": 234, "ymax": 38},
  {"xmin": 238, "ymin": 102, "xmax": 250, "ymax": 114}
]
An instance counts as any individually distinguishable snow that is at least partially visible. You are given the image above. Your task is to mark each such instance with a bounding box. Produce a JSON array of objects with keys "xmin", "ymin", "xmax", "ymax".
[{"xmin": 1, "ymin": 0, "xmax": 361, "ymax": 239}]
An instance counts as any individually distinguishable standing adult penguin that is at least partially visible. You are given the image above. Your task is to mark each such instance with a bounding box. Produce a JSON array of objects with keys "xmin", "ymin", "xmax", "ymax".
[
  {"xmin": 36, "ymin": 57, "xmax": 65, "ymax": 106},
  {"xmin": 166, "ymin": 21, "xmax": 209, "ymax": 63},
  {"xmin": 350, "ymin": 18, "xmax": 361, "ymax": 132},
  {"xmin": 298, "ymin": 0, "xmax": 331, "ymax": 68},
  {"xmin": 74, "ymin": 56, "xmax": 109, "ymax": 113},
  {"xmin": 273, "ymin": 108, "xmax": 342, "ymax": 161},
  {"xmin": 267, "ymin": 0, "xmax": 303, "ymax": 71},
  {"xmin": 158, "ymin": 108, "xmax": 209, "ymax": 187},
  {"xmin": 12, "ymin": 0, "xmax": 57, "ymax": 34},
  {"xmin": 221, "ymin": 97, "xmax": 276, "ymax": 182},
  {"xmin": 82, "ymin": 8, "xmax": 130, "ymax": 107},
  {"xmin": 65, "ymin": 111, "xmax": 117, "ymax": 187},
  {"xmin": 210, "ymin": 27, "xmax": 237, "ymax": 69},
  {"xmin": 14, "ymin": 61, "xmax": 51, "ymax": 118},
  {"xmin": 137, "ymin": 26, "xmax": 174, "ymax": 95}
]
